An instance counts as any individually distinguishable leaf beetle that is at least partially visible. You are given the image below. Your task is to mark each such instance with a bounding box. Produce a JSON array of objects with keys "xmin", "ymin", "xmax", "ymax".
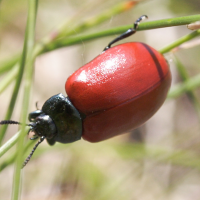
[{"xmin": 0, "ymin": 15, "xmax": 171, "ymax": 167}]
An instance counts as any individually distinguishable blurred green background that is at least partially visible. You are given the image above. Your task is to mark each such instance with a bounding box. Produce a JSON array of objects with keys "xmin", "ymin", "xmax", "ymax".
[{"xmin": 1, "ymin": 0, "xmax": 200, "ymax": 199}]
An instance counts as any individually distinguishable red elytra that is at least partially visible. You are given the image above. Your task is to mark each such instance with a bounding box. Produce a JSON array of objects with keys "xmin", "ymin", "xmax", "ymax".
[{"xmin": 66, "ymin": 42, "xmax": 171, "ymax": 142}]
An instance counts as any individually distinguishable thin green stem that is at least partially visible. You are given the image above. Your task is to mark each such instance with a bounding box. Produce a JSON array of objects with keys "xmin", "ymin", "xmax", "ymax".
[
  {"xmin": 137, "ymin": 14, "xmax": 200, "ymax": 30},
  {"xmin": 38, "ymin": 14, "xmax": 200, "ymax": 54},
  {"xmin": 0, "ymin": 49, "xmax": 28, "ymax": 144},
  {"xmin": 160, "ymin": 29, "xmax": 200, "ymax": 54},
  {"xmin": 12, "ymin": 0, "xmax": 38, "ymax": 199},
  {"xmin": 0, "ymin": 131, "xmax": 20, "ymax": 157}
]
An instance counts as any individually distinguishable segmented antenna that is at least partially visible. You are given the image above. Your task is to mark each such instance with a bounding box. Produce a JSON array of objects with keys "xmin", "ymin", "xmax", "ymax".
[
  {"xmin": 22, "ymin": 136, "xmax": 46, "ymax": 168},
  {"xmin": 0, "ymin": 120, "xmax": 21, "ymax": 125},
  {"xmin": 0, "ymin": 120, "xmax": 32, "ymax": 127}
]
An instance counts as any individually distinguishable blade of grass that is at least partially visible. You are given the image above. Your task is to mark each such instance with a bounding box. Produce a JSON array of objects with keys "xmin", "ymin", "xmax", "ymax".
[{"xmin": 11, "ymin": 0, "xmax": 38, "ymax": 199}]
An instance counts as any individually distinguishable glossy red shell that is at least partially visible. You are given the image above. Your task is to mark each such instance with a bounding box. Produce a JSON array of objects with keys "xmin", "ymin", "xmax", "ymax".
[{"xmin": 65, "ymin": 42, "xmax": 171, "ymax": 142}]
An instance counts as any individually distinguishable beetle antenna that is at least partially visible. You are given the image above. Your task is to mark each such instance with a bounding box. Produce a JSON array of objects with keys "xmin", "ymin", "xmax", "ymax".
[
  {"xmin": 0, "ymin": 120, "xmax": 33, "ymax": 127},
  {"xmin": 103, "ymin": 15, "xmax": 148, "ymax": 51},
  {"xmin": 0, "ymin": 120, "xmax": 21, "ymax": 125},
  {"xmin": 22, "ymin": 136, "xmax": 46, "ymax": 168}
]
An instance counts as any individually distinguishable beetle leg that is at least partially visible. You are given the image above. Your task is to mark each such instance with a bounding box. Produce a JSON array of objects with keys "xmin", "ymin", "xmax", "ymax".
[{"xmin": 103, "ymin": 15, "xmax": 148, "ymax": 51}]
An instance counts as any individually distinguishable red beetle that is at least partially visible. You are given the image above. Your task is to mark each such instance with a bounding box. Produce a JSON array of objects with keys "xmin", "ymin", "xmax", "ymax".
[{"xmin": 0, "ymin": 15, "xmax": 171, "ymax": 167}]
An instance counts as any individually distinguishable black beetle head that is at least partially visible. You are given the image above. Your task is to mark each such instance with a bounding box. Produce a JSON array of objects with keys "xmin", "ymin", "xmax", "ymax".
[{"xmin": 29, "ymin": 113, "xmax": 57, "ymax": 139}]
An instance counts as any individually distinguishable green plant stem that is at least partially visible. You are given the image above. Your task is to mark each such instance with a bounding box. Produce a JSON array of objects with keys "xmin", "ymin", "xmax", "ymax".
[
  {"xmin": 0, "ymin": 131, "xmax": 20, "ymax": 157},
  {"xmin": 37, "ymin": 14, "xmax": 200, "ymax": 54},
  {"xmin": 12, "ymin": 0, "xmax": 38, "ymax": 199},
  {"xmin": 0, "ymin": 47, "xmax": 28, "ymax": 144},
  {"xmin": 160, "ymin": 29, "xmax": 200, "ymax": 54},
  {"xmin": 138, "ymin": 14, "xmax": 200, "ymax": 29}
]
